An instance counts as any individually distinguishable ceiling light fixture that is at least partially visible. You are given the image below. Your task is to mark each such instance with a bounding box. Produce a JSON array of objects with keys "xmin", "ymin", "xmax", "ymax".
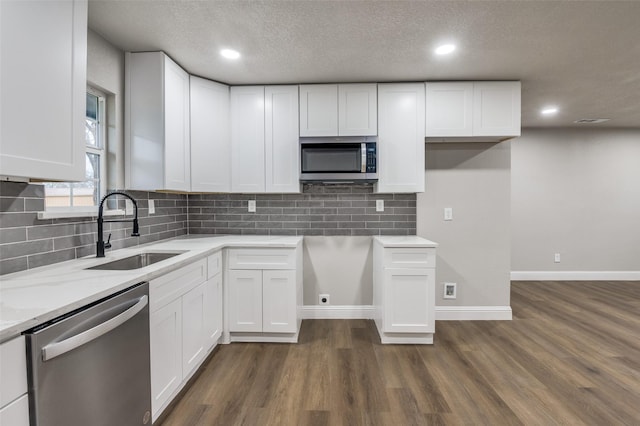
[
  {"xmin": 541, "ymin": 107, "xmax": 559, "ymax": 115},
  {"xmin": 434, "ymin": 44, "xmax": 456, "ymax": 55},
  {"xmin": 220, "ymin": 49, "xmax": 240, "ymax": 60}
]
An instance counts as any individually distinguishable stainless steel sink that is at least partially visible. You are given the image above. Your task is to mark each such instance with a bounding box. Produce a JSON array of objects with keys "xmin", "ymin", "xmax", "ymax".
[{"xmin": 87, "ymin": 251, "xmax": 186, "ymax": 270}]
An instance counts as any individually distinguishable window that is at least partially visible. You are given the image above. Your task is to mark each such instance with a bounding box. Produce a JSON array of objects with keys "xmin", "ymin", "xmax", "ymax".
[{"xmin": 44, "ymin": 88, "xmax": 107, "ymax": 213}]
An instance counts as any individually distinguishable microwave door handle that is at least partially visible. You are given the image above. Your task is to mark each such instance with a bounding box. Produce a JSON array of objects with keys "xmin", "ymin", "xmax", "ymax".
[
  {"xmin": 361, "ymin": 143, "xmax": 366, "ymax": 173},
  {"xmin": 41, "ymin": 295, "xmax": 148, "ymax": 362}
]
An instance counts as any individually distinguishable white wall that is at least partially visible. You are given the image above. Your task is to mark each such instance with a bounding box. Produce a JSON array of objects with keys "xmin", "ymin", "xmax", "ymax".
[
  {"xmin": 511, "ymin": 128, "xmax": 640, "ymax": 274},
  {"xmin": 87, "ymin": 29, "xmax": 125, "ymax": 189},
  {"xmin": 417, "ymin": 142, "xmax": 512, "ymax": 307},
  {"xmin": 303, "ymin": 237, "xmax": 373, "ymax": 305}
]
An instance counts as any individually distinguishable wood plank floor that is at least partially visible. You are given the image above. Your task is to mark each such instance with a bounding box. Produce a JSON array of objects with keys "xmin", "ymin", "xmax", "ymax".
[{"xmin": 158, "ymin": 281, "xmax": 640, "ymax": 425}]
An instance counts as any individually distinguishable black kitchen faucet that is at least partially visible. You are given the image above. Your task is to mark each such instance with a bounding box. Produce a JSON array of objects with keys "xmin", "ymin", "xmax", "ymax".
[{"xmin": 96, "ymin": 191, "xmax": 140, "ymax": 257}]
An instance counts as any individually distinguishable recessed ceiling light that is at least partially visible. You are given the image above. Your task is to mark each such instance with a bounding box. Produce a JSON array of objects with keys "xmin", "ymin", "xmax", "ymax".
[
  {"xmin": 434, "ymin": 44, "xmax": 456, "ymax": 55},
  {"xmin": 541, "ymin": 107, "xmax": 559, "ymax": 115},
  {"xmin": 220, "ymin": 49, "xmax": 240, "ymax": 60}
]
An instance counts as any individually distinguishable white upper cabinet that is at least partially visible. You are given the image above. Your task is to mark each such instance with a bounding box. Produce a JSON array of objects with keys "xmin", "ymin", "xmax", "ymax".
[
  {"xmin": 299, "ymin": 84, "xmax": 338, "ymax": 136},
  {"xmin": 425, "ymin": 82, "xmax": 473, "ymax": 137},
  {"xmin": 126, "ymin": 52, "xmax": 191, "ymax": 191},
  {"xmin": 376, "ymin": 83, "xmax": 425, "ymax": 193},
  {"xmin": 230, "ymin": 86, "xmax": 266, "ymax": 193},
  {"xmin": 265, "ymin": 86, "xmax": 300, "ymax": 193},
  {"xmin": 0, "ymin": 0, "xmax": 87, "ymax": 181},
  {"xmin": 299, "ymin": 84, "xmax": 377, "ymax": 136},
  {"xmin": 472, "ymin": 82, "xmax": 521, "ymax": 137},
  {"xmin": 190, "ymin": 77, "xmax": 230, "ymax": 192},
  {"xmin": 425, "ymin": 81, "xmax": 521, "ymax": 142},
  {"xmin": 338, "ymin": 84, "xmax": 378, "ymax": 136},
  {"xmin": 231, "ymin": 86, "xmax": 300, "ymax": 193}
]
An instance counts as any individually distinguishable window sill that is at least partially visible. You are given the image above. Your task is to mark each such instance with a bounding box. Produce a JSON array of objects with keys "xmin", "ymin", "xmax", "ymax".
[{"xmin": 37, "ymin": 209, "xmax": 126, "ymax": 220}]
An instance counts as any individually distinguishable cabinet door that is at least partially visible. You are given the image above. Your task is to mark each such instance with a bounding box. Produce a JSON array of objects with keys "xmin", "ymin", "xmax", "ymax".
[
  {"xmin": 425, "ymin": 82, "xmax": 473, "ymax": 137},
  {"xmin": 299, "ymin": 84, "xmax": 338, "ymax": 136},
  {"xmin": 338, "ymin": 84, "xmax": 377, "ymax": 136},
  {"xmin": 383, "ymin": 268, "xmax": 434, "ymax": 333},
  {"xmin": 163, "ymin": 55, "xmax": 191, "ymax": 191},
  {"xmin": 203, "ymin": 274, "xmax": 223, "ymax": 348},
  {"xmin": 376, "ymin": 83, "xmax": 425, "ymax": 193},
  {"xmin": 472, "ymin": 82, "xmax": 521, "ymax": 137},
  {"xmin": 0, "ymin": 0, "xmax": 87, "ymax": 181},
  {"xmin": 265, "ymin": 86, "xmax": 300, "ymax": 193},
  {"xmin": 182, "ymin": 283, "xmax": 206, "ymax": 379},
  {"xmin": 262, "ymin": 270, "xmax": 297, "ymax": 333},
  {"xmin": 190, "ymin": 77, "xmax": 230, "ymax": 192},
  {"xmin": 150, "ymin": 298, "xmax": 183, "ymax": 418},
  {"xmin": 228, "ymin": 270, "xmax": 263, "ymax": 332},
  {"xmin": 231, "ymin": 86, "xmax": 265, "ymax": 192}
]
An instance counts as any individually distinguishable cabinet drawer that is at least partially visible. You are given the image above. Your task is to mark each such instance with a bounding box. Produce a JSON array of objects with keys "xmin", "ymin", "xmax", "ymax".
[
  {"xmin": 0, "ymin": 394, "xmax": 29, "ymax": 426},
  {"xmin": 383, "ymin": 248, "xmax": 436, "ymax": 269},
  {"xmin": 207, "ymin": 251, "xmax": 222, "ymax": 279},
  {"xmin": 0, "ymin": 336, "xmax": 27, "ymax": 408},
  {"xmin": 227, "ymin": 248, "xmax": 296, "ymax": 270},
  {"xmin": 150, "ymin": 258, "xmax": 207, "ymax": 311}
]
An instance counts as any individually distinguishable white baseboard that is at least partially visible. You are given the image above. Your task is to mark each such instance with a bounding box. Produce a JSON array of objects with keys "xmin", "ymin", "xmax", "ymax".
[
  {"xmin": 301, "ymin": 305, "xmax": 374, "ymax": 319},
  {"xmin": 511, "ymin": 271, "xmax": 640, "ymax": 281},
  {"xmin": 435, "ymin": 306, "xmax": 512, "ymax": 321},
  {"xmin": 301, "ymin": 305, "xmax": 512, "ymax": 321}
]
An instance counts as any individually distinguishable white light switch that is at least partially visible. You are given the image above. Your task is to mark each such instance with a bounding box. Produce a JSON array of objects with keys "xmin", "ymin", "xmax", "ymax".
[
  {"xmin": 554, "ymin": 253, "xmax": 561, "ymax": 263},
  {"xmin": 444, "ymin": 207, "xmax": 453, "ymax": 221},
  {"xmin": 125, "ymin": 200, "xmax": 133, "ymax": 215},
  {"xmin": 148, "ymin": 200, "xmax": 155, "ymax": 215},
  {"xmin": 376, "ymin": 199, "xmax": 384, "ymax": 212},
  {"xmin": 248, "ymin": 200, "xmax": 256, "ymax": 213}
]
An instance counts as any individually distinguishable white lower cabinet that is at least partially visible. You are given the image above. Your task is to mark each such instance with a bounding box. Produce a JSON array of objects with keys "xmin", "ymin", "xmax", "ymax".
[
  {"xmin": 373, "ymin": 238, "xmax": 436, "ymax": 344},
  {"xmin": 149, "ymin": 253, "xmax": 223, "ymax": 421},
  {"xmin": 228, "ymin": 269, "xmax": 263, "ymax": 332},
  {"xmin": 150, "ymin": 298, "xmax": 183, "ymax": 417},
  {"xmin": 225, "ymin": 245, "xmax": 302, "ymax": 342},
  {"xmin": 0, "ymin": 336, "xmax": 29, "ymax": 426}
]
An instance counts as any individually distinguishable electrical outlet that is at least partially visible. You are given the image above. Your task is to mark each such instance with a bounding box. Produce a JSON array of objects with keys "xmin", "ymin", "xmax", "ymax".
[
  {"xmin": 444, "ymin": 207, "xmax": 453, "ymax": 221},
  {"xmin": 319, "ymin": 294, "xmax": 330, "ymax": 305},
  {"xmin": 248, "ymin": 200, "xmax": 256, "ymax": 213},
  {"xmin": 148, "ymin": 200, "xmax": 155, "ymax": 215},
  {"xmin": 554, "ymin": 253, "xmax": 561, "ymax": 263},
  {"xmin": 125, "ymin": 200, "xmax": 133, "ymax": 215},
  {"xmin": 443, "ymin": 283, "xmax": 457, "ymax": 299},
  {"xmin": 376, "ymin": 199, "xmax": 384, "ymax": 212}
]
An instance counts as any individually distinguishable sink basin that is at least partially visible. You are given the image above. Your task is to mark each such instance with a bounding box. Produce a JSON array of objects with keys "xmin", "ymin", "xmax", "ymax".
[{"xmin": 87, "ymin": 251, "xmax": 186, "ymax": 270}]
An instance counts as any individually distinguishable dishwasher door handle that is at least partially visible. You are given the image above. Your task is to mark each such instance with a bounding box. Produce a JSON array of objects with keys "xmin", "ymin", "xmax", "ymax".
[{"xmin": 42, "ymin": 295, "xmax": 148, "ymax": 362}]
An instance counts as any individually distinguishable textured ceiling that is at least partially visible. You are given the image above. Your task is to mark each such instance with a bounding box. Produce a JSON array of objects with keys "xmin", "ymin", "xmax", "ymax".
[{"xmin": 88, "ymin": 1, "xmax": 640, "ymax": 128}]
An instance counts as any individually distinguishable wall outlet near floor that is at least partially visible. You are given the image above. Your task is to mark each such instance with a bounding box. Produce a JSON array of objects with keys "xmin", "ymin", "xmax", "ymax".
[
  {"xmin": 248, "ymin": 200, "xmax": 256, "ymax": 212},
  {"xmin": 443, "ymin": 283, "xmax": 457, "ymax": 299},
  {"xmin": 444, "ymin": 207, "xmax": 453, "ymax": 221},
  {"xmin": 376, "ymin": 199, "xmax": 384, "ymax": 212},
  {"xmin": 319, "ymin": 294, "xmax": 330, "ymax": 305},
  {"xmin": 148, "ymin": 199, "xmax": 155, "ymax": 215},
  {"xmin": 554, "ymin": 253, "xmax": 561, "ymax": 263}
]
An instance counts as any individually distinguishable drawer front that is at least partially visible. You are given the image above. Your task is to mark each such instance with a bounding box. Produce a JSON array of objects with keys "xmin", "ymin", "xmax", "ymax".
[
  {"xmin": 150, "ymin": 258, "xmax": 207, "ymax": 311},
  {"xmin": 0, "ymin": 394, "xmax": 29, "ymax": 426},
  {"xmin": 207, "ymin": 251, "xmax": 222, "ymax": 279},
  {"xmin": 227, "ymin": 248, "xmax": 296, "ymax": 270},
  {"xmin": 0, "ymin": 336, "xmax": 27, "ymax": 408},
  {"xmin": 383, "ymin": 248, "xmax": 436, "ymax": 269}
]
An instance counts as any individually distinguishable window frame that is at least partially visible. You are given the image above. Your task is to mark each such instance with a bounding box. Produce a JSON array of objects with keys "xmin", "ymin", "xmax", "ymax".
[{"xmin": 42, "ymin": 86, "xmax": 109, "ymax": 216}]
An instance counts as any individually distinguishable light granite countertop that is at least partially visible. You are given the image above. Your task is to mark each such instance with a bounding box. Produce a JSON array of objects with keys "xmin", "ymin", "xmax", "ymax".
[
  {"xmin": 374, "ymin": 235, "xmax": 438, "ymax": 248},
  {"xmin": 0, "ymin": 235, "xmax": 302, "ymax": 342}
]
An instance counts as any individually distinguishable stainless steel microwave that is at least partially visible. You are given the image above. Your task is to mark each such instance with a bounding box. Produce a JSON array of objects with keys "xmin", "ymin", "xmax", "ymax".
[{"xmin": 299, "ymin": 137, "xmax": 377, "ymax": 182}]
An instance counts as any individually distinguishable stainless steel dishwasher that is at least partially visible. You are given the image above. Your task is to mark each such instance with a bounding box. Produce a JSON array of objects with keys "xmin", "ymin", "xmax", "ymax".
[{"xmin": 25, "ymin": 282, "xmax": 152, "ymax": 426}]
